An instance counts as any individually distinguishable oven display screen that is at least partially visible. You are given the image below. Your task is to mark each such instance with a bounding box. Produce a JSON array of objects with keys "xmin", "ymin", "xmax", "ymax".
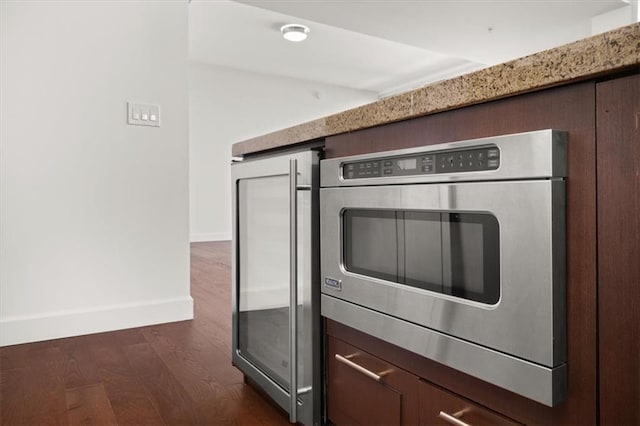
[{"xmin": 397, "ymin": 158, "xmax": 417, "ymax": 170}]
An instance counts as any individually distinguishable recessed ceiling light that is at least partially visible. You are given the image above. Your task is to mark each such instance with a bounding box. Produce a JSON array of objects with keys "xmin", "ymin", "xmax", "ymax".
[{"xmin": 280, "ymin": 24, "xmax": 310, "ymax": 42}]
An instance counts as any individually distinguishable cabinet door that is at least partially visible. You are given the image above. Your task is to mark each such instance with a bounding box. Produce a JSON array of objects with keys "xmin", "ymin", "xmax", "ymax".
[
  {"xmin": 327, "ymin": 336, "xmax": 419, "ymax": 425},
  {"xmin": 418, "ymin": 380, "xmax": 519, "ymax": 426},
  {"xmin": 596, "ymin": 74, "xmax": 640, "ymax": 425}
]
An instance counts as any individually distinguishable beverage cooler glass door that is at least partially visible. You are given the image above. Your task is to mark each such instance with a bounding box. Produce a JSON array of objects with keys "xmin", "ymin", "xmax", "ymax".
[{"xmin": 232, "ymin": 150, "xmax": 319, "ymax": 425}]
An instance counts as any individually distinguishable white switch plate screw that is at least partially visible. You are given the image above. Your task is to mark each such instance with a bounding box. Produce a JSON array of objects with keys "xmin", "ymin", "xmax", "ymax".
[{"xmin": 128, "ymin": 102, "xmax": 160, "ymax": 127}]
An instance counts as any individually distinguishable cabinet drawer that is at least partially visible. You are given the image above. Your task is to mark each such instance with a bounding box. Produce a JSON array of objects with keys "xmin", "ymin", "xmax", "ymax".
[
  {"xmin": 419, "ymin": 380, "xmax": 519, "ymax": 426},
  {"xmin": 327, "ymin": 336, "xmax": 419, "ymax": 425}
]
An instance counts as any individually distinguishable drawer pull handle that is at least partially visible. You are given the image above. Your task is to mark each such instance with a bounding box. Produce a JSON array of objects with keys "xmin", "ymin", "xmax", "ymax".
[
  {"xmin": 335, "ymin": 353, "xmax": 390, "ymax": 382},
  {"xmin": 438, "ymin": 410, "xmax": 472, "ymax": 426}
]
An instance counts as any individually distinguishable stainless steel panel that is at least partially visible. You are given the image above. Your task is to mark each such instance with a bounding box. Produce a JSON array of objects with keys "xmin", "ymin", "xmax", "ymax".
[
  {"xmin": 232, "ymin": 150, "xmax": 319, "ymax": 426},
  {"xmin": 322, "ymin": 294, "xmax": 567, "ymax": 407},
  {"xmin": 233, "ymin": 150, "xmax": 315, "ymax": 185},
  {"xmin": 320, "ymin": 179, "xmax": 566, "ymax": 367},
  {"xmin": 294, "ymin": 187, "xmax": 318, "ymax": 426},
  {"xmin": 551, "ymin": 179, "xmax": 567, "ymax": 367},
  {"xmin": 321, "ymin": 129, "xmax": 567, "ymax": 187},
  {"xmin": 289, "ymin": 159, "xmax": 298, "ymax": 424}
]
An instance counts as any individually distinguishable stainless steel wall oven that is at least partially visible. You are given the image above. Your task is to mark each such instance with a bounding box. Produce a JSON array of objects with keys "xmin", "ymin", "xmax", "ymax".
[{"xmin": 320, "ymin": 130, "xmax": 567, "ymax": 406}]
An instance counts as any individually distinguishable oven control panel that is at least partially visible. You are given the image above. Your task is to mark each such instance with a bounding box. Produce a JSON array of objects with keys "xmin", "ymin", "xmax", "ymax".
[{"xmin": 342, "ymin": 146, "xmax": 500, "ymax": 179}]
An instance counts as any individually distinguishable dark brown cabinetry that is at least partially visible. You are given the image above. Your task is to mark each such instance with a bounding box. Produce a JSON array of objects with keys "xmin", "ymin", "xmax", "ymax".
[
  {"xmin": 326, "ymin": 333, "xmax": 520, "ymax": 426},
  {"xmin": 327, "ymin": 336, "xmax": 419, "ymax": 425},
  {"xmin": 327, "ymin": 323, "xmax": 522, "ymax": 426},
  {"xmin": 323, "ymin": 72, "xmax": 639, "ymax": 425},
  {"xmin": 418, "ymin": 380, "xmax": 519, "ymax": 426},
  {"xmin": 596, "ymin": 73, "xmax": 640, "ymax": 425},
  {"xmin": 326, "ymin": 81, "xmax": 598, "ymax": 425}
]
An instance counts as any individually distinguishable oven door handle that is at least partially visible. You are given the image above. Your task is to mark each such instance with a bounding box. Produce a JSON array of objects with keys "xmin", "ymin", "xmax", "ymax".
[{"xmin": 289, "ymin": 158, "xmax": 298, "ymax": 424}]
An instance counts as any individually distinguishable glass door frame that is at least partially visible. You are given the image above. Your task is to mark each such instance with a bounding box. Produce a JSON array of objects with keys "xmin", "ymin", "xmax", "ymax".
[{"xmin": 231, "ymin": 149, "xmax": 320, "ymax": 425}]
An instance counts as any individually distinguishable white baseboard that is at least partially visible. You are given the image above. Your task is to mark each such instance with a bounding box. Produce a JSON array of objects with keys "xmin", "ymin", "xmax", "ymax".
[
  {"xmin": 0, "ymin": 296, "xmax": 194, "ymax": 347},
  {"xmin": 190, "ymin": 232, "xmax": 231, "ymax": 242}
]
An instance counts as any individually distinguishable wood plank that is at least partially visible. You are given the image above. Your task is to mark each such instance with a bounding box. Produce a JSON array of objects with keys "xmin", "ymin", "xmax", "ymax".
[
  {"xmin": 596, "ymin": 73, "xmax": 640, "ymax": 425},
  {"xmin": 195, "ymin": 383, "xmax": 289, "ymax": 426},
  {"xmin": 66, "ymin": 383, "xmax": 118, "ymax": 426},
  {"xmin": 123, "ymin": 341, "xmax": 203, "ymax": 425},
  {"xmin": 0, "ymin": 348, "xmax": 68, "ymax": 425},
  {"xmin": 0, "ymin": 339, "xmax": 60, "ymax": 370},
  {"xmin": 92, "ymin": 344, "xmax": 166, "ymax": 425},
  {"xmin": 141, "ymin": 325, "xmax": 242, "ymax": 404},
  {"xmin": 58, "ymin": 336, "xmax": 102, "ymax": 389}
]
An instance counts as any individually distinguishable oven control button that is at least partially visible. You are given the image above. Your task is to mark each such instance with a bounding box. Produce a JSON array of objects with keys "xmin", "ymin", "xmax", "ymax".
[
  {"xmin": 383, "ymin": 168, "xmax": 393, "ymax": 175},
  {"xmin": 488, "ymin": 148, "xmax": 500, "ymax": 158},
  {"xmin": 383, "ymin": 160, "xmax": 393, "ymax": 167},
  {"xmin": 488, "ymin": 159, "xmax": 499, "ymax": 168},
  {"xmin": 422, "ymin": 165, "xmax": 434, "ymax": 172}
]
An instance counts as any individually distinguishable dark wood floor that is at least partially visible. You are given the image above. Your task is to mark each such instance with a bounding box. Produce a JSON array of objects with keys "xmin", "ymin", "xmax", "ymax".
[{"xmin": 0, "ymin": 242, "xmax": 290, "ymax": 426}]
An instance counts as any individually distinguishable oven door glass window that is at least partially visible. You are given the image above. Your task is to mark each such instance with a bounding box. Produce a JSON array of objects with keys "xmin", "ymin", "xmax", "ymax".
[{"xmin": 343, "ymin": 210, "xmax": 500, "ymax": 305}]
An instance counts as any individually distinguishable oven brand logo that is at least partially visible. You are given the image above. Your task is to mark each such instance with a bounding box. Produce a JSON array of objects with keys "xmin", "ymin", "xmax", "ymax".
[{"xmin": 324, "ymin": 277, "xmax": 342, "ymax": 291}]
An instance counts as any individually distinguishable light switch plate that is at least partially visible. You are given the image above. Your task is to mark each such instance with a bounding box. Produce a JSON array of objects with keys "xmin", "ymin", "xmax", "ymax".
[{"xmin": 127, "ymin": 102, "xmax": 160, "ymax": 127}]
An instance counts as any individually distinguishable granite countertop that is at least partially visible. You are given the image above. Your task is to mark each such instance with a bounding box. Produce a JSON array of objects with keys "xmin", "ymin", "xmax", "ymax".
[{"xmin": 232, "ymin": 23, "xmax": 639, "ymax": 157}]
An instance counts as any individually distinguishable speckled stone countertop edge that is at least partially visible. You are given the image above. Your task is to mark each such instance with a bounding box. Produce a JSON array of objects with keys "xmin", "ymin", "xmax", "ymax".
[{"xmin": 233, "ymin": 23, "xmax": 640, "ymax": 157}]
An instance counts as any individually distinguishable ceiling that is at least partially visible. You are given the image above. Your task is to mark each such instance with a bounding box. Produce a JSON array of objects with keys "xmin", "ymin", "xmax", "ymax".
[{"xmin": 189, "ymin": 0, "xmax": 630, "ymax": 97}]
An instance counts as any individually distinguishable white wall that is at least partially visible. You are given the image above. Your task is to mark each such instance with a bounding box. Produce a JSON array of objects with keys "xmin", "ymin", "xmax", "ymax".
[
  {"xmin": 591, "ymin": 4, "xmax": 639, "ymax": 35},
  {"xmin": 0, "ymin": 1, "xmax": 192, "ymax": 346},
  {"xmin": 188, "ymin": 62, "xmax": 377, "ymax": 241}
]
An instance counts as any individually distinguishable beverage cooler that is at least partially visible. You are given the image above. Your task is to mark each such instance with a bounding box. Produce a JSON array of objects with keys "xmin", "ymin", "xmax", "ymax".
[{"xmin": 231, "ymin": 149, "xmax": 321, "ymax": 425}]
